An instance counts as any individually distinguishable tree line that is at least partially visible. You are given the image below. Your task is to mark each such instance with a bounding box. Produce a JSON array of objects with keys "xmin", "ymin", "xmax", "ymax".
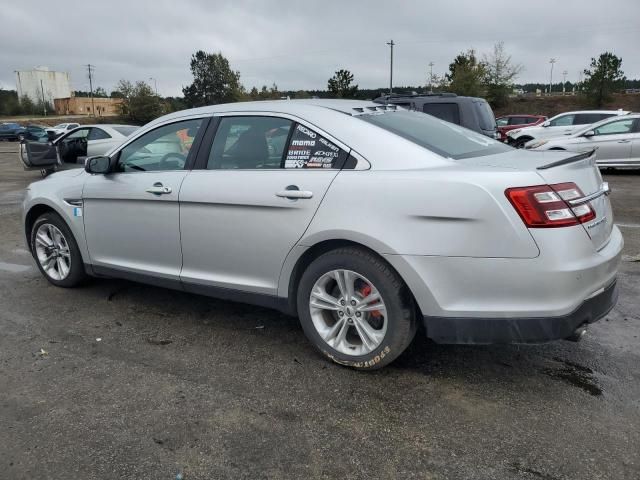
[{"xmin": 0, "ymin": 45, "xmax": 632, "ymax": 122}]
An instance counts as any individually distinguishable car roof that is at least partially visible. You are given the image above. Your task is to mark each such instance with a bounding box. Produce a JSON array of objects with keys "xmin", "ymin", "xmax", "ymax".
[
  {"xmin": 146, "ymin": 99, "xmax": 386, "ymax": 128},
  {"xmin": 553, "ymin": 110, "xmax": 629, "ymax": 116}
]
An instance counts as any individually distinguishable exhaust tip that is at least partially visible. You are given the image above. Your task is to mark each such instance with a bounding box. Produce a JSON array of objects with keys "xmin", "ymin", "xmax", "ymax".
[{"xmin": 566, "ymin": 326, "xmax": 587, "ymax": 342}]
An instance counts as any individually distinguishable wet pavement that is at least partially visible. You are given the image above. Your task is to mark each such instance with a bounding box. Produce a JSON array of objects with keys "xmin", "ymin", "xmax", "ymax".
[{"xmin": 0, "ymin": 144, "xmax": 639, "ymax": 480}]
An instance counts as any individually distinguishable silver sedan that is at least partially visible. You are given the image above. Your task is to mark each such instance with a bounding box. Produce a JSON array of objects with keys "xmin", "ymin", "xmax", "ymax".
[
  {"xmin": 526, "ymin": 114, "xmax": 640, "ymax": 168},
  {"xmin": 21, "ymin": 100, "xmax": 622, "ymax": 369}
]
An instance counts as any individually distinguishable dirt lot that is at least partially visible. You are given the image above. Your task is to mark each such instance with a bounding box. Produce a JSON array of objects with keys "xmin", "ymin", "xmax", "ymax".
[{"xmin": 0, "ymin": 143, "xmax": 639, "ymax": 480}]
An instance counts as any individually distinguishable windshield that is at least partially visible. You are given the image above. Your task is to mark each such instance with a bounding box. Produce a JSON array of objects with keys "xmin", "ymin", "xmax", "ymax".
[
  {"xmin": 113, "ymin": 126, "xmax": 138, "ymax": 136},
  {"xmin": 359, "ymin": 110, "xmax": 511, "ymax": 159},
  {"xmin": 474, "ymin": 101, "xmax": 496, "ymax": 131},
  {"xmin": 53, "ymin": 124, "xmax": 66, "ymax": 129}
]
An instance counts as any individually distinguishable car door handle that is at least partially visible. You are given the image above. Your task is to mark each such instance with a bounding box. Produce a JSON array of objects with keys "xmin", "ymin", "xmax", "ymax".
[
  {"xmin": 276, "ymin": 188, "xmax": 313, "ymax": 199},
  {"xmin": 145, "ymin": 183, "xmax": 172, "ymax": 195},
  {"xmin": 617, "ymin": 139, "xmax": 631, "ymax": 143}
]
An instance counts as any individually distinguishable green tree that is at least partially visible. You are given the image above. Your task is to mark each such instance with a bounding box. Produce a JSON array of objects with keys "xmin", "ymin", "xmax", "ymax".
[
  {"xmin": 482, "ymin": 42, "xmax": 522, "ymax": 107},
  {"xmin": 94, "ymin": 87, "xmax": 108, "ymax": 98},
  {"xmin": 582, "ymin": 52, "xmax": 626, "ymax": 107},
  {"xmin": 19, "ymin": 95, "xmax": 37, "ymax": 115},
  {"xmin": 0, "ymin": 89, "xmax": 21, "ymax": 115},
  {"xmin": 182, "ymin": 50, "xmax": 243, "ymax": 107},
  {"xmin": 446, "ymin": 49, "xmax": 486, "ymax": 97},
  {"xmin": 114, "ymin": 79, "xmax": 164, "ymax": 124},
  {"xmin": 327, "ymin": 69, "xmax": 358, "ymax": 98}
]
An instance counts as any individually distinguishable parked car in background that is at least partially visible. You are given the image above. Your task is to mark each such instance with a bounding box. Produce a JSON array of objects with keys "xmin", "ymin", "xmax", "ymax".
[
  {"xmin": 375, "ymin": 93, "xmax": 499, "ymax": 139},
  {"xmin": 20, "ymin": 124, "xmax": 138, "ymax": 172},
  {"xmin": 495, "ymin": 114, "xmax": 546, "ymax": 142},
  {"xmin": 46, "ymin": 123, "xmax": 81, "ymax": 139},
  {"xmin": 0, "ymin": 122, "xmax": 26, "ymax": 141},
  {"xmin": 525, "ymin": 114, "xmax": 640, "ymax": 168},
  {"xmin": 507, "ymin": 110, "xmax": 628, "ymax": 148},
  {"xmin": 23, "ymin": 125, "xmax": 49, "ymax": 142},
  {"xmin": 21, "ymin": 100, "xmax": 620, "ymax": 370}
]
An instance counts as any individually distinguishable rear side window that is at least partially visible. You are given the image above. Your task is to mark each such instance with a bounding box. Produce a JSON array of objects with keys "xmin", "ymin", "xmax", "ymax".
[
  {"xmin": 360, "ymin": 110, "xmax": 511, "ymax": 160},
  {"xmin": 423, "ymin": 103, "xmax": 460, "ymax": 124},
  {"xmin": 508, "ymin": 117, "xmax": 527, "ymax": 125},
  {"xmin": 573, "ymin": 113, "xmax": 615, "ymax": 125},
  {"xmin": 87, "ymin": 128, "xmax": 111, "ymax": 140},
  {"xmin": 207, "ymin": 116, "xmax": 293, "ymax": 169},
  {"xmin": 473, "ymin": 101, "xmax": 496, "ymax": 131},
  {"xmin": 284, "ymin": 124, "xmax": 348, "ymax": 169}
]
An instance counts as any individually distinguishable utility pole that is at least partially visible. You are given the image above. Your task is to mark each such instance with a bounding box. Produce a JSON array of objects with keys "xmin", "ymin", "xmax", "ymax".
[
  {"xmin": 40, "ymin": 79, "xmax": 47, "ymax": 116},
  {"xmin": 87, "ymin": 64, "xmax": 95, "ymax": 116},
  {"xmin": 562, "ymin": 70, "xmax": 568, "ymax": 95},
  {"xmin": 548, "ymin": 58, "xmax": 556, "ymax": 95},
  {"xmin": 149, "ymin": 77, "xmax": 158, "ymax": 96},
  {"xmin": 386, "ymin": 39, "xmax": 395, "ymax": 95},
  {"xmin": 428, "ymin": 61, "xmax": 434, "ymax": 93}
]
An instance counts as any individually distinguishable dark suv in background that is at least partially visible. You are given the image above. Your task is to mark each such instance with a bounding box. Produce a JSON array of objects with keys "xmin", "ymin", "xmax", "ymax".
[{"xmin": 374, "ymin": 93, "xmax": 498, "ymax": 139}]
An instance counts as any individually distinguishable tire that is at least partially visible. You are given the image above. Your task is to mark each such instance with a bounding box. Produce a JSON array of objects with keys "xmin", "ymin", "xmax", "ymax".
[
  {"xmin": 30, "ymin": 212, "xmax": 87, "ymax": 287},
  {"xmin": 514, "ymin": 137, "xmax": 531, "ymax": 149},
  {"xmin": 297, "ymin": 247, "xmax": 417, "ymax": 370}
]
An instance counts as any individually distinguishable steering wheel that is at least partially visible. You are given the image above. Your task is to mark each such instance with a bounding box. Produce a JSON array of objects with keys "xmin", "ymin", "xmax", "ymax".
[{"xmin": 159, "ymin": 152, "xmax": 187, "ymax": 170}]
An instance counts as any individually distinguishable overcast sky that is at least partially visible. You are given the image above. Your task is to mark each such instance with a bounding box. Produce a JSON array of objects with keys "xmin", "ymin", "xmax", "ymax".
[{"xmin": 2, "ymin": 0, "xmax": 638, "ymax": 96}]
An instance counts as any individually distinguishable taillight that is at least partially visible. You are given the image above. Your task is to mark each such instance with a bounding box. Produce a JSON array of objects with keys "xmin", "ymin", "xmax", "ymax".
[{"xmin": 505, "ymin": 182, "xmax": 596, "ymax": 228}]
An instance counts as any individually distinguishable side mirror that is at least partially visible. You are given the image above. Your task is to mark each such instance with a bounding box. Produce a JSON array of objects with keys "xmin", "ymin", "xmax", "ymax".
[
  {"xmin": 85, "ymin": 156, "xmax": 112, "ymax": 174},
  {"xmin": 542, "ymin": 121, "xmax": 551, "ymax": 127},
  {"xmin": 582, "ymin": 130, "xmax": 595, "ymax": 138},
  {"xmin": 47, "ymin": 131, "xmax": 56, "ymax": 141}
]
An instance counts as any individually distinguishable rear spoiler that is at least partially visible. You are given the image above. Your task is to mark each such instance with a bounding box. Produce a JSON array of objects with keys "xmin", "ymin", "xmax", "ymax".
[{"xmin": 537, "ymin": 149, "xmax": 596, "ymax": 170}]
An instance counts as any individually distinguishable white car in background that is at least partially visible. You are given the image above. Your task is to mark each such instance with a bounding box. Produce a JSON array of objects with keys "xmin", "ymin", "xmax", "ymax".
[
  {"xmin": 507, "ymin": 110, "xmax": 629, "ymax": 148},
  {"xmin": 526, "ymin": 114, "xmax": 640, "ymax": 168},
  {"xmin": 20, "ymin": 124, "xmax": 138, "ymax": 172},
  {"xmin": 46, "ymin": 123, "xmax": 81, "ymax": 138}
]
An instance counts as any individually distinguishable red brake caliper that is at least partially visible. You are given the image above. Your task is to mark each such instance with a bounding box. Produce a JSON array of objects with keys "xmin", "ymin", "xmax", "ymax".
[{"xmin": 359, "ymin": 283, "xmax": 382, "ymax": 318}]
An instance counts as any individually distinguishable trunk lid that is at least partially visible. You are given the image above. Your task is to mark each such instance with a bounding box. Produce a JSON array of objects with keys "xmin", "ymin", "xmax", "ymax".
[{"xmin": 459, "ymin": 149, "xmax": 613, "ymax": 250}]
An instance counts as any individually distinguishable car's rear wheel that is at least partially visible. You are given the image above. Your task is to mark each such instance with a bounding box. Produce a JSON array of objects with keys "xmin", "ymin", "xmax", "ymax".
[
  {"xmin": 31, "ymin": 212, "xmax": 87, "ymax": 287},
  {"xmin": 297, "ymin": 247, "xmax": 416, "ymax": 369}
]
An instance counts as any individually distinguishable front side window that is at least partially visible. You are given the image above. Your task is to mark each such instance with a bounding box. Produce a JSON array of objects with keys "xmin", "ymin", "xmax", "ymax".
[
  {"xmin": 423, "ymin": 103, "xmax": 460, "ymax": 124},
  {"xmin": 594, "ymin": 118, "xmax": 635, "ymax": 136},
  {"xmin": 549, "ymin": 114, "xmax": 574, "ymax": 127},
  {"xmin": 207, "ymin": 116, "xmax": 293, "ymax": 169},
  {"xmin": 66, "ymin": 128, "xmax": 91, "ymax": 139},
  {"xmin": 360, "ymin": 110, "xmax": 511, "ymax": 160},
  {"xmin": 117, "ymin": 118, "xmax": 203, "ymax": 172}
]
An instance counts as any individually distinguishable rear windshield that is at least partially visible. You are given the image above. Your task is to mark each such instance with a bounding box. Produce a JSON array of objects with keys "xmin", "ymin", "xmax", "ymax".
[
  {"xmin": 474, "ymin": 101, "xmax": 496, "ymax": 131},
  {"xmin": 113, "ymin": 126, "xmax": 138, "ymax": 136},
  {"xmin": 359, "ymin": 110, "xmax": 511, "ymax": 160}
]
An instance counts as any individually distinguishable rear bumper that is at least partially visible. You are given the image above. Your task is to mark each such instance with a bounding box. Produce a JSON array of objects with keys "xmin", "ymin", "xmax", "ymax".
[{"xmin": 423, "ymin": 279, "xmax": 618, "ymax": 344}]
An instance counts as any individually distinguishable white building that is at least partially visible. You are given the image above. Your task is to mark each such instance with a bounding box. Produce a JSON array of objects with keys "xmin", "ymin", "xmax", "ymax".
[{"xmin": 15, "ymin": 66, "xmax": 72, "ymax": 105}]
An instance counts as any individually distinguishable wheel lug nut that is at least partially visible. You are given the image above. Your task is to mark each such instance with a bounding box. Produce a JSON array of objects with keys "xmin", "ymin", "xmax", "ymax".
[
  {"xmin": 356, "ymin": 312, "xmax": 361, "ymax": 317},
  {"xmin": 351, "ymin": 300, "xmax": 356, "ymax": 306},
  {"xmin": 340, "ymin": 300, "xmax": 346, "ymax": 306},
  {"xmin": 339, "ymin": 311, "xmax": 344, "ymax": 316}
]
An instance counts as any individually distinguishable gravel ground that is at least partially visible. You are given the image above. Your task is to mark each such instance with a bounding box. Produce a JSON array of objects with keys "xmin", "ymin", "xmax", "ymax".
[{"xmin": 1, "ymin": 143, "xmax": 639, "ymax": 480}]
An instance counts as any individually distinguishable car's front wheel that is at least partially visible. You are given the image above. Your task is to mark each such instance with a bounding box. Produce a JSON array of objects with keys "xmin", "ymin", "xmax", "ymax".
[
  {"xmin": 30, "ymin": 212, "xmax": 87, "ymax": 287},
  {"xmin": 297, "ymin": 247, "xmax": 417, "ymax": 369}
]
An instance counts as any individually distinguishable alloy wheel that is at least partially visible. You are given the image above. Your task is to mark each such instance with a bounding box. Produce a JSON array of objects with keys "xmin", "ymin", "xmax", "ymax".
[
  {"xmin": 34, "ymin": 223, "xmax": 71, "ymax": 281},
  {"xmin": 309, "ymin": 269, "xmax": 388, "ymax": 356}
]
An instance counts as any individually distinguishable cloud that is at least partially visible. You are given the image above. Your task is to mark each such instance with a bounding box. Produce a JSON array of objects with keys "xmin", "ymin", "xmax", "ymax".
[{"xmin": 1, "ymin": 0, "xmax": 638, "ymax": 96}]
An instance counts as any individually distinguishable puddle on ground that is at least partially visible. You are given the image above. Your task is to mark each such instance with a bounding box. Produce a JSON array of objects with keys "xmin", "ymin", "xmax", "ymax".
[{"xmin": 542, "ymin": 357, "xmax": 602, "ymax": 396}]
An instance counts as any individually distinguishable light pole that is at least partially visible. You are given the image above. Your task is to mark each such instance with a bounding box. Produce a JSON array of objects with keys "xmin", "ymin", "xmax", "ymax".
[
  {"xmin": 562, "ymin": 70, "xmax": 568, "ymax": 95},
  {"xmin": 386, "ymin": 40, "xmax": 395, "ymax": 95},
  {"xmin": 428, "ymin": 61, "xmax": 434, "ymax": 93},
  {"xmin": 149, "ymin": 77, "xmax": 158, "ymax": 96},
  {"xmin": 548, "ymin": 58, "xmax": 556, "ymax": 95},
  {"xmin": 40, "ymin": 79, "xmax": 47, "ymax": 116}
]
